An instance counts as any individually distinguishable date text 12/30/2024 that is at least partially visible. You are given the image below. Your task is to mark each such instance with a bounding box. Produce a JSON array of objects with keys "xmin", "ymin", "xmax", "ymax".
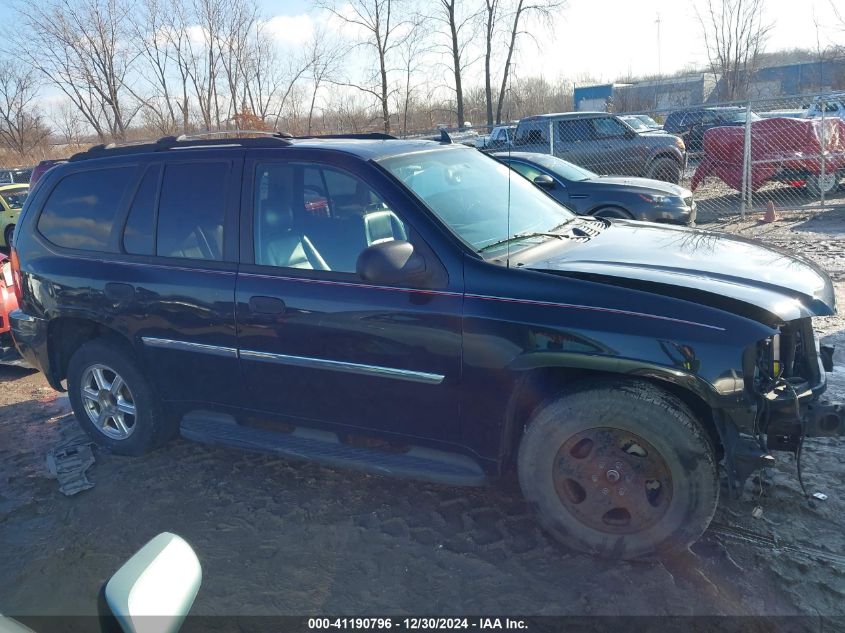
[{"xmin": 307, "ymin": 618, "xmax": 529, "ymax": 630}]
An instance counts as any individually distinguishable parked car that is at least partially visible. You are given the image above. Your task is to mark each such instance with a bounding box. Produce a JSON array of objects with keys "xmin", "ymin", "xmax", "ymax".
[
  {"xmin": 9, "ymin": 133, "xmax": 841, "ymax": 559},
  {"xmin": 0, "ymin": 183, "xmax": 29, "ymax": 248},
  {"xmin": 494, "ymin": 151, "xmax": 695, "ymax": 224},
  {"xmin": 663, "ymin": 106, "xmax": 760, "ymax": 151},
  {"xmin": 619, "ymin": 115, "xmax": 665, "ymax": 134},
  {"xmin": 0, "ymin": 253, "xmax": 23, "ymax": 365},
  {"xmin": 29, "ymin": 159, "xmax": 68, "ymax": 188},
  {"xmin": 691, "ymin": 116, "xmax": 845, "ymax": 197},
  {"xmin": 806, "ymin": 94, "xmax": 845, "ymax": 121},
  {"xmin": 512, "ymin": 112, "xmax": 687, "ymax": 183},
  {"xmin": 476, "ymin": 124, "xmax": 516, "ymax": 150},
  {"xmin": 0, "ymin": 167, "xmax": 32, "ymax": 185}
]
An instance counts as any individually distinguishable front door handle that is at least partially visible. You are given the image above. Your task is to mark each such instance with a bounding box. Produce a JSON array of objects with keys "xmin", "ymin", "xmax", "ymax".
[{"xmin": 249, "ymin": 296, "xmax": 286, "ymax": 315}]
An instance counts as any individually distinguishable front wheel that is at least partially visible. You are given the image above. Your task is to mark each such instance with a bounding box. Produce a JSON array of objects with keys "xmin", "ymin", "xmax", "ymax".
[
  {"xmin": 517, "ymin": 380, "xmax": 718, "ymax": 559},
  {"xmin": 592, "ymin": 206, "xmax": 633, "ymax": 220},
  {"xmin": 3, "ymin": 224, "xmax": 13, "ymax": 248},
  {"xmin": 645, "ymin": 157, "xmax": 682, "ymax": 184},
  {"xmin": 67, "ymin": 338, "xmax": 175, "ymax": 455}
]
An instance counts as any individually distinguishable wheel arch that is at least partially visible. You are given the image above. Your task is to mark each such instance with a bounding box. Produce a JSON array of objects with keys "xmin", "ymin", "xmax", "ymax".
[
  {"xmin": 499, "ymin": 363, "xmax": 724, "ymax": 473},
  {"xmin": 47, "ymin": 316, "xmax": 139, "ymax": 390}
]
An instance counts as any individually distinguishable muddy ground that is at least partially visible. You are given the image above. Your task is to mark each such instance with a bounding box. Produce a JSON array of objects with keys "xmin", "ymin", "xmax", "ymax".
[{"xmin": 3, "ymin": 204, "xmax": 845, "ymax": 624}]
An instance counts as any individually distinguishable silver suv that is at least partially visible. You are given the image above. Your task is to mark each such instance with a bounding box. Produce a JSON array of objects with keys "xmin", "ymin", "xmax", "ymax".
[{"xmin": 513, "ymin": 112, "xmax": 686, "ymax": 183}]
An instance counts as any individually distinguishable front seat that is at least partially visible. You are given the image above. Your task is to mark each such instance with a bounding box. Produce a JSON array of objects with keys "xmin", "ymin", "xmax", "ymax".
[
  {"xmin": 260, "ymin": 207, "xmax": 329, "ymax": 270},
  {"xmin": 363, "ymin": 209, "xmax": 407, "ymax": 246}
]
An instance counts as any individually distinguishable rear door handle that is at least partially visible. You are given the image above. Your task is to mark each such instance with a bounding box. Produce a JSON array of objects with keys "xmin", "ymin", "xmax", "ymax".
[{"xmin": 249, "ymin": 296, "xmax": 286, "ymax": 315}]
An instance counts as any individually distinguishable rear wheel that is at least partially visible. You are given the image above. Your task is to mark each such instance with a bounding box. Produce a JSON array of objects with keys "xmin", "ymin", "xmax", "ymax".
[
  {"xmin": 805, "ymin": 171, "xmax": 841, "ymax": 198},
  {"xmin": 646, "ymin": 157, "xmax": 682, "ymax": 184},
  {"xmin": 517, "ymin": 380, "xmax": 718, "ymax": 559},
  {"xmin": 67, "ymin": 338, "xmax": 175, "ymax": 455},
  {"xmin": 3, "ymin": 224, "xmax": 13, "ymax": 248}
]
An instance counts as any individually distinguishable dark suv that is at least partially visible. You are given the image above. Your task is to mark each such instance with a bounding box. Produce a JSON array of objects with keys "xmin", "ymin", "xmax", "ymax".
[
  {"xmin": 8, "ymin": 133, "xmax": 842, "ymax": 559},
  {"xmin": 663, "ymin": 106, "xmax": 761, "ymax": 151},
  {"xmin": 512, "ymin": 112, "xmax": 687, "ymax": 183}
]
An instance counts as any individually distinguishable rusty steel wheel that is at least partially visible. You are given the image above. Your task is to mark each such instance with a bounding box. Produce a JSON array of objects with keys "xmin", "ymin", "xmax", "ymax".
[
  {"xmin": 554, "ymin": 428, "xmax": 673, "ymax": 535},
  {"xmin": 518, "ymin": 380, "xmax": 718, "ymax": 559}
]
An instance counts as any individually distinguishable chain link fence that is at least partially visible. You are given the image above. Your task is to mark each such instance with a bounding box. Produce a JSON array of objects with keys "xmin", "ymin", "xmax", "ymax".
[{"xmin": 421, "ymin": 91, "xmax": 845, "ymax": 222}]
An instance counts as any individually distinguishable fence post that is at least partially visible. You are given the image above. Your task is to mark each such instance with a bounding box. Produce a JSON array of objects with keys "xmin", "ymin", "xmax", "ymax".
[
  {"xmin": 820, "ymin": 99, "xmax": 827, "ymax": 209},
  {"xmin": 741, "ymin": 101, "xmax": 753, "ymax": 219}
]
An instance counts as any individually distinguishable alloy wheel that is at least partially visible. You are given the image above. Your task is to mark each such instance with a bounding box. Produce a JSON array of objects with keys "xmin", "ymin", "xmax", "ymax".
[{"xmin": 80, "ymin": 363, "xmax": 138, "ymax": 440}]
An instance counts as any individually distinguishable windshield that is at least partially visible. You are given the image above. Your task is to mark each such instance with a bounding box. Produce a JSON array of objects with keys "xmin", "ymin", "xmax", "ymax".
[
  {"xmin": 722, "ymin": 110, "xmax": 761, "ymax": 123},
  {"xmin": 637, "ymin": 115, "xmax": 659, "ymax": 127},
  {"xmin": 380, "ymin": 147, "xmax": 574, "ymax": 254},
  {"xmin": 622, "ymin": 117, "xmax": 648, "ymax": 132},
  {"xmin": 0, "ymin": 187, "xmax": 28, "ymax": 209},
  {"xmin": 521, "ymin": 154, "xmax": 597, "ymax": 182}
]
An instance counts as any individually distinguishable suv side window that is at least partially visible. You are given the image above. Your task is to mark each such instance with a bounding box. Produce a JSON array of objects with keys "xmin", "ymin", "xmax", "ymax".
[
  {"xmin": 591, "ymin": 116, "xmax": 628, "ymax": 139},
  {"xmin": 509, "ymin": 161, "xmax": 545, "ymax": 181},
  {"xmin": 254, "ymin": 162, "xmax": 407, "ymax": 274},
  {"xmin": 515, "ymin": 121, "xmax": 548, "ymax": 145},
  {"xmin": 37, "ymin": 166, "xmax": 135, "ymax": 252},
  {"xmin": 557, "ymin": 119, "xmax": 593, "ymax": 143},
  {"xmin": 123, "ymin": 164, "xmax": 161, "ymax": 255},
  {"xmin": 156, "ymin": 162, "xmax": 228, "ymax": 261}
]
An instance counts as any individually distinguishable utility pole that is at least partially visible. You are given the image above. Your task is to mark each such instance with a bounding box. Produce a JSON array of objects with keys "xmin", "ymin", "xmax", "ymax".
[{"xmin": 656, "ymin": 12, "xmax": 662, "ymax": 76}]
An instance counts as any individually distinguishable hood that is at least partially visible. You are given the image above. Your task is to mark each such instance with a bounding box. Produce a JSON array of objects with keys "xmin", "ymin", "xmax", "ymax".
[
  {"xmin": 590, "ymin": 176, "xmax": 690, "ymax": 197},
  {"xmin": 517, "ymin": 220, "xmax": 835, "ymax": 322}
]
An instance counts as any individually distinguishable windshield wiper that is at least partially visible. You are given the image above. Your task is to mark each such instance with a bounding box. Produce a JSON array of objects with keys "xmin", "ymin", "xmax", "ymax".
[{"xmin": 477, "ymin": 231, "xmax": 564, "ymax": 254}]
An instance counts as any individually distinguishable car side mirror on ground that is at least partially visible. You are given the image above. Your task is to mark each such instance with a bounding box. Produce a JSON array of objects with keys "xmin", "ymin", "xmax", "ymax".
[
  {"xmin": 533, "ymin": 174, "xmax": 556, "ymax": 189},
  {"xmin": 357, "ymin": 240, "xmax": 428, "ymax": 286},
  {"xmin": 104, "ymin": 533, "xmax": 202, "ymax": 633}
]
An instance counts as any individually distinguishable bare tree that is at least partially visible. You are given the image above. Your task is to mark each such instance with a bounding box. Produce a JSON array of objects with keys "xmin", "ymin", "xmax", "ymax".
[
  {"xmin": 482, "ymin": 0, "xmax": 499, "ymax": 126},
  {"xmin": 698, "ymin": 0, "xmax": 771, "ymax": 101},
  {"xmin": 52, "ymin": 101, "xmax": 88, "ymax": 147},
  {"xmin": 494, "ymin": 0, "xmax": 560, "ymax": 124},
  {"xmin": 433, "ymin": 0, "xmax": 476, "ymax": 129},
  {"xmin": 396, "ymin": 15, "xmax": 432, "ymax": 135},
  {"xmin": 304, "ymin": 27, "xmax": 347, "ymax": 134},
  {"xmin": 320, "ymin": 0, "xmax": 410, "ymax": 133},
  {"xmin": 13, "ymin": 0, "xmax": 139, "ymax": 142},
  {"xmin": 0, "ymin": 63, "xmax": 50, "ymax": 157}
]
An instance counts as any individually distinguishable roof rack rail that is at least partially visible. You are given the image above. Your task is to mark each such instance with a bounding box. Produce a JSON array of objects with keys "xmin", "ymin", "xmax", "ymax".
[
  {"xmin": 176, "ymin": 129, "xmax": 293, "ymax": 141},
  {"xmin": 293, "ymin": 132, "xmax": 397, "ymax": 140},
  {"xmin": 69, "ymin": 131, "xmax": 293, "ymax": 161}
]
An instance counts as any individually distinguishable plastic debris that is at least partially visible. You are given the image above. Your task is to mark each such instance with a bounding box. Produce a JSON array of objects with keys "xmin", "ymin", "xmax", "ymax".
[
  {"xmin": 46, "ymin": 441, "xmax": 95, "ymax": 496},
  {"xmin": 812, "ymin": 492, "xmax": 828, "ymax": 501},
  {"xmin": 751, "ymin": 506, "xmax": 764, "ymax": 519}
]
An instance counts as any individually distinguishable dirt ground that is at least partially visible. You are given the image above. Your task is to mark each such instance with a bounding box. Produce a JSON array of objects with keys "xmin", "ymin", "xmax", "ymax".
[{"xmin": 3, "ymin": 205, "xmax": 845, "ymax": 622}]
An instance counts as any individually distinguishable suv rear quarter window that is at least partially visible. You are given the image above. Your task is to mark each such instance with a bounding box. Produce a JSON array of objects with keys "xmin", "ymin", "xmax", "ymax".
[{"xmin": 37, "ymin": 166, "xmax": 135, "ymax": 252}]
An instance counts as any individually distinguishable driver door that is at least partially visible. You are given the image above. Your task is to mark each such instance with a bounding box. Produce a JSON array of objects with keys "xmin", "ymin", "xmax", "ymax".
[{"xmin": 235, "ymin": 151, "xmax": 464, "ymax": 443}]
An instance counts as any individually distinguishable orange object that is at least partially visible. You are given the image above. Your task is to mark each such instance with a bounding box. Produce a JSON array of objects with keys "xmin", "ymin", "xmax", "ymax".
[{"xmin": 764, "ymin": 201, "xmax": 778, "ymax": 223}]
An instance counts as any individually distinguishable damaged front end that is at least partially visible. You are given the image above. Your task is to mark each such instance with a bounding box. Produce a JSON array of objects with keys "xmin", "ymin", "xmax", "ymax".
[{"xmin": 722, "ymin": 316, "xmax": 841, "ymax": 496}]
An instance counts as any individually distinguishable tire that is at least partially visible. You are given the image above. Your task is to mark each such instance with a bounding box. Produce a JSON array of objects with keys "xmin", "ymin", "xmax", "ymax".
[
  {"xmin": 3, "ymin": 224, "xmax": 13, "ymax": 248},
  {"xmin": 67, "ymin": 338, "xmax": 175, "ymax": 456},
  {"xmin": 592, "ymin": 206, "xmax": 633, "ymax": 220},
  {"xmin": 805, "ymin": 171, "xmax": 841, "ymax": 198},
  {"xmin": 646, "ymin": 157, "xmax": 682, "ymax": 184},
  {"xmin": 517, "ymin": 379, "xmax": 718, "ymax": 560}
]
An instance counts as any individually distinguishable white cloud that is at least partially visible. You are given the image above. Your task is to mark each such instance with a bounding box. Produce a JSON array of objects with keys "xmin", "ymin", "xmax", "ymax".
[{"xmin": 263, "ymin": 13, "xmax": 315, "ymax": 46}]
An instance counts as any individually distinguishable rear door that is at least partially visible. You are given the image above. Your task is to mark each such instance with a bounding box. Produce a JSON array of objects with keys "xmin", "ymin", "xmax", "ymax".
[
  {"xmin": 235, "ymin": 150, "xmax": 464, "ymax": 443},
  {"xmin": 555, "ymin": 119, "xmax": 598, "ymax": 169},
  {"xmin": 120, "ymin": 156, "xmax": 243, "ymax": 407}
]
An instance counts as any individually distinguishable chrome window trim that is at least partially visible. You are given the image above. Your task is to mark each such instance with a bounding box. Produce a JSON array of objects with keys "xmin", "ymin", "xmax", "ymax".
[
  {"xmin": 141, "ymin": 337, "xmax": 238, "ymax": 358},
  {"xmin": 239, "ymin": 349, "xmax": 444, "ymax": 385}
]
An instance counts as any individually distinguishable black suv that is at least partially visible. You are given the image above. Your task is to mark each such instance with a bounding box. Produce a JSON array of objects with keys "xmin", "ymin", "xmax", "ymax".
[
  {"xmin": 8, "ymin": 133, "xmax": 842, "ymax": 559},
  {"xmin": 663, "ymin": 106, "xmax": 761, "ymax": 151}
]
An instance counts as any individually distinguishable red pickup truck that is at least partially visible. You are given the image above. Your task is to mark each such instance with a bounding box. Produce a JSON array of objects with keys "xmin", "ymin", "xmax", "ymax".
[{"xmin": 691, "ymin": 116, "xmax": 845, "ymax": 197}]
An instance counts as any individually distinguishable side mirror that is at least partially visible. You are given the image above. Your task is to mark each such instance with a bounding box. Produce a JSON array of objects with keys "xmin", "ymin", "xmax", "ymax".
[
  {"xmin": 533, "ymin": 174, "xmax": 556, "ymax": 189},
  {"xmin": 104, "ymin": 533, "xmax": 202, "ymax": 633},
  {"xmin": 357, "ymin": 240, "xmax": 427, "ymax": 285}
]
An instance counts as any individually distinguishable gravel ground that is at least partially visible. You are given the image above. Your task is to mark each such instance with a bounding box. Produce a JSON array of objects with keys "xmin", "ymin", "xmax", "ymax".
[{"xmin": 1, "ymin": 208, "xmax": 845, "ymax": 622}]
